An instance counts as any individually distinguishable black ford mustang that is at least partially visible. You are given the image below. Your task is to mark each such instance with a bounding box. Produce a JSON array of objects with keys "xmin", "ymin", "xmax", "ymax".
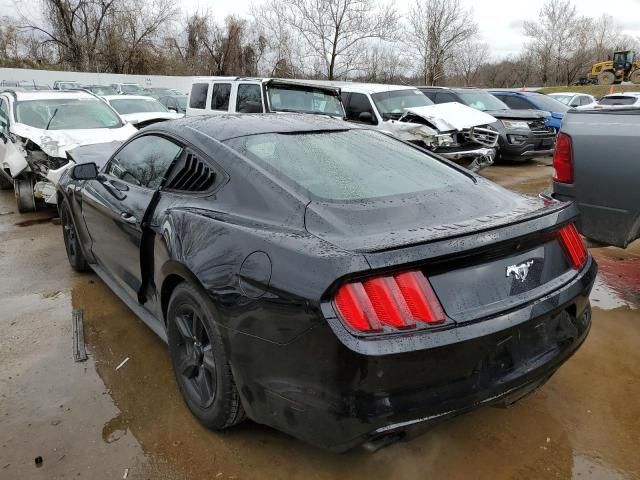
[{"xmin": 56, "ymin": 114, "xmax": 596, "ymax": 452}]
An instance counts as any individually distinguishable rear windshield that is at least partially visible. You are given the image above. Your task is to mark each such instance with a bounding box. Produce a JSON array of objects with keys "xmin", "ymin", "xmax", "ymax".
[
  {"xmin": 109, "ymin": 98, "xmax": 168, "ymax": 114},
  {"xmin": 226, "ymin": 129, "xmax": 467, "ymax": 201},
  {"xmin": 15, "ymin": 98, "xmax": 122, "ymax": 129},
  {"xmin": 120, "ymin": 84, "xmax": 143, "ymax": 94},
  {"xmin": 268, "ymin": 86, "xmax": 344, "ymax": 116},
  {"xmin": 599, "ymin": 96, "xmax": 637, "ymax": 105}
]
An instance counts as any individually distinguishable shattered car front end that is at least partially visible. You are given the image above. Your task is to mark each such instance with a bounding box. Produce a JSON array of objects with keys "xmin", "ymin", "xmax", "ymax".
[
  {"xmin": 390, "ymin": 102, "xmax": 499, "ymax": 172},
  {"xmin": 6, "ymin": 122, "xmax": 136, "ymax": 205}
]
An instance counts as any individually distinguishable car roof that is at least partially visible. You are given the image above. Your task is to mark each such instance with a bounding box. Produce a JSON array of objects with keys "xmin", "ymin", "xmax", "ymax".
[
  {"xmin": 603, "ymin": 93, "xmax": 640, "ymax": 98},
  {"xmin": 157, "ymin": 113, "xmax": 353, "ymax": 142},
  {"xmin": 339, "ymin": 83, "xmax": 419, "ymax": 94},
  {"xmin": 102, "ymin": 95, "xmax": 159, "ymax": 101},
  {"xmin": 4, "ymin": 90, "xmax": 98, "ymax": 101}
]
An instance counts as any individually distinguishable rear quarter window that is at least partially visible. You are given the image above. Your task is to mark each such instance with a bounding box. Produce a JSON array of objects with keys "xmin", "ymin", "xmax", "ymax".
[
  {"xmin": 211, "ymin": 83, "xmax": 231, "ymax": 111},
  {"xmin": 189, "ymin": 83, "xmax": 209, "ymax": 109}
]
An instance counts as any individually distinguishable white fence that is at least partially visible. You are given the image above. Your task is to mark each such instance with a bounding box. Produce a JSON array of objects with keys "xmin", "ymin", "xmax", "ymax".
[{"xmin": 0, "ymin": 67, "xmax": 194, "ymax": 92}]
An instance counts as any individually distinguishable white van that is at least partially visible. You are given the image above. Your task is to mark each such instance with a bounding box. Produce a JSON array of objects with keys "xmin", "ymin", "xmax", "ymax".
[{"xmin": 186, "ymin": 77, "xmax": 344, "ymax": 117}]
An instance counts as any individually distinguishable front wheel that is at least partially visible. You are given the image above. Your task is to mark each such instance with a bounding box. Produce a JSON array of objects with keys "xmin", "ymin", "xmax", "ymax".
[
  {"xmin": 14, "ymin": 175, "xmax": 36, "ymax": 213},
  {"xmin": 60, "ymin": 200, "xmax": 90, "ymax": 272},
  {"xmin": 167, "ymin": 283, "xmax": 246, "ymax": 430},
  {"xmin": 597, "ymin": 71, "xmax": 615, "ymax": 85}
]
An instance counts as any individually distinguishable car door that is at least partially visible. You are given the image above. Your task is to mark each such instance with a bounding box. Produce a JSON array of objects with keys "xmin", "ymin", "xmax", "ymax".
[
  {"xmin": 81, "ymin": 134, "xmax": 184, "ymax": 299},
  {"xmin": 0, "ymin": 97, "xmax": 28, "ymax": 177}
]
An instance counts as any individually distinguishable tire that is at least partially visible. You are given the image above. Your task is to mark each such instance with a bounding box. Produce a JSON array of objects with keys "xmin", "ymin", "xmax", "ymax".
[
  {"xmin": 597, "ymin": 71, "xmax": 615, "ymax": 85},
  {"xmin": 60, "ymin": 200, "xmax": 90, "ymax": 272},
  {"xmin": 630, "ymin": 69, "xmax": 640, "ymax": 85},
  {"xmin": 0, "ymin": 171, "xmax": 11, "ymax": 190},
  {"xmin": 13, "ymin": 175, "xmax": 36, "ymax": 213},
  {"xmin": 167, "ymin": 282, "xmax": 246, "ymax": 430}
]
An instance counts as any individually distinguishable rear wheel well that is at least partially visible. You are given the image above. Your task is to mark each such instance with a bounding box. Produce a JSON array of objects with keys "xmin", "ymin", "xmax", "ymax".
[{"xmin": 161, "ymin": 274, "xmax": 185, "ymax": 324}]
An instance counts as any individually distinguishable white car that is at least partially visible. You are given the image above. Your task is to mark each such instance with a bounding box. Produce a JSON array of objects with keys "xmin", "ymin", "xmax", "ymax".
[
  {"xmin": 0, "ymin": 89, "xmax": 137, "ymax": 212},
  {"xmin": 548, "ymin": 92, "xmax": 597, "ymax": 109},
  {"xmin": 102, "ymin": 95, "xmax": 183, "ymax": 128},
  {"xmin": 338, "ymin": 83, "xmax": 499, "ymax": 171},
  {"xmin": 595, "ymin": 93, "xmax": 640, "ymax": 109}
]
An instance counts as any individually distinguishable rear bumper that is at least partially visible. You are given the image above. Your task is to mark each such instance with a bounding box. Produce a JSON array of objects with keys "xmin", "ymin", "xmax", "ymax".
[{"xmin": 229, "ymin": 259, "xmax": 597, "ymax": 451}]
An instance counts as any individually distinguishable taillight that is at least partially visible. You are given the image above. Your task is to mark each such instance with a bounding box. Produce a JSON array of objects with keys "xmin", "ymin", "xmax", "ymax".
[
  {"xmin": 334, "ymin": 270, "xmax": 445, "ymax": 334},
  {"xmin": 553, "ymin": 132, "xmax": 573, "ymax": 183},
  {"xmin": 558, "ymin": 223, "xmax": 588, "ymax": 269}
]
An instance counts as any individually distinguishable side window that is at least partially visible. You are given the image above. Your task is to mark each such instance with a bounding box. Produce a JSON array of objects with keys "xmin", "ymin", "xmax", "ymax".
[
  {"xmin": 579, "ymin": 96, "xmax": 590, "ymax": 106},
  {"xmin": 106, "ymin": 135, "xmax": 183, "ymax": 189},
  {"xmin": 435, "ymin": 92, "xmax": 457, "ymax": 103},
  {"xmin": 236, "ymin": 84, "xmax": 263, "ymax": 113},
  {"xmin": 501, "ymin": 96, "xmax": 533, "ymax": 109},
  {"xmin": 345, "ymin": 93, "xmax": 376, "ymax": 123},
  {"xmin": 189, "ymin": 83, "xmax": 209, "ymax": 109},
  {"xmin": 211, "ymin": 83, "xmax": 231, "ymax": 111},
  {"xmin": 0, "ymin": 98, "xmax": 9, "ymax": 128}
]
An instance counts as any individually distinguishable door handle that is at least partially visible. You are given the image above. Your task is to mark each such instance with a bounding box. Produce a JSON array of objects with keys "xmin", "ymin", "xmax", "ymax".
[{"xmin": 120, "ymin": 212, "xmax": 138, "ymax": 224}]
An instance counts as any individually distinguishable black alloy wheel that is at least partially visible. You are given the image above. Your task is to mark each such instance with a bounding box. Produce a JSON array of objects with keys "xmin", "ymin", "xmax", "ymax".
[{"xmin": 61, "ymin": 201, "xmax": 89, "ymax": 272}]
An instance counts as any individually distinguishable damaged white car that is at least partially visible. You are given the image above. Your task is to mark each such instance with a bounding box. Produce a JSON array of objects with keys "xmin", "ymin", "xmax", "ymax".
[
  {"xmin": 102, "ymin": 95, "xmax": 183, "ymax": 129},
  {"xmin": 0, "ymin": 90, "xmax": 137, "ymax": 212},
  {"xmin": 340, "ymin": 84, "xmax": 499, "ymax": 171}
]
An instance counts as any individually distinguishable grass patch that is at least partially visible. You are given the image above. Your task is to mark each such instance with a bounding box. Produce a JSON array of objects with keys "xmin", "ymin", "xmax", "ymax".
[{"xmin": 538, "ymin": 85, "xmax": 636, "ymax": 98}]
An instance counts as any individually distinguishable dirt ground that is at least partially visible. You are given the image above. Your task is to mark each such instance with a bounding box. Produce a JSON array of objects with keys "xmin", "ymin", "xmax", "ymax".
[{"xmin": 1, "ymin": 158, "xmax": 638, "ymax": 480}]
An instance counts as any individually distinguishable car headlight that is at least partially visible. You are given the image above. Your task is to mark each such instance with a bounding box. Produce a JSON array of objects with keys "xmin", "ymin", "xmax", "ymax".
[{"xmin": 500, "ymin": 120, "xmax": 530, "ymax": 130}]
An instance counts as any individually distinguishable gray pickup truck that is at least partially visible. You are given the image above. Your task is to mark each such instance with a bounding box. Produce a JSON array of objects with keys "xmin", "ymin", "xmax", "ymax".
[{"xmin": 553, "ymin": 108, "xmax": 640, "ymax": 248}]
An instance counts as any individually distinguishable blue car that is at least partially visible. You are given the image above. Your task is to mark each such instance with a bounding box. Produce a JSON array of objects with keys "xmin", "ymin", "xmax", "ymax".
[{"xmin": 489, "ymin": 91, "xmax": 569, "ymax": 131}]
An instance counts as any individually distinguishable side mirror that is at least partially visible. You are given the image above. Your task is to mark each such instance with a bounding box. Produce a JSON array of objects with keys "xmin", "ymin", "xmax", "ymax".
[
  {"xmin": 570, "ymin": 99, "xmax": 580, "ymax": 107},
  {"xmin": 168, "ymin": 108, "xmax": 177, "ymax": 113},
  {"xmin": 72, "ymin": 162, "xmax": 99, "ymax": 180},
  {"xmin": 358, "ymin": 111, "xmax": 375, "ymax": 124}
]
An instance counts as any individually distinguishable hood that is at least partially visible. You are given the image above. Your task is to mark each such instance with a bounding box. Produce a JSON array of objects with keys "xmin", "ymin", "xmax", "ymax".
[
  {"xmin": 11, "ymin": 122, "xmax": 137, "ymax": 158},
  {"xmin": 305, "ymin": 176, "xmax": 559, "ymax": 253},
  {"xmin": 484, "ymin": 109, "xmax": 549, "ymax": 120},
  {"xmin": 401, "ymin": 102, "xmax": 497, "ymax": 131},
  {"xmin": 120, "ymin": 112, "xmax": 183, "ymax": 125}
]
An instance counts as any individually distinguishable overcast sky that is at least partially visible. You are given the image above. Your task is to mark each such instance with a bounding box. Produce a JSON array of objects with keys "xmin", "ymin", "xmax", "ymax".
[{"xmin": 5, "ymin": 0, "xmax": 640, "ymax": 59}]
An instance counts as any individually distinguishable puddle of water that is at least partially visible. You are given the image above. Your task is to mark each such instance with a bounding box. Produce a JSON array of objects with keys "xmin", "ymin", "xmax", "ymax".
[
  {"xmin": 573, "ymin": 453, "xmax": 629, "ymax": 479},
  {"xmin": 590, "ymin": 276, "xmax": 633, "ymax": 310}
]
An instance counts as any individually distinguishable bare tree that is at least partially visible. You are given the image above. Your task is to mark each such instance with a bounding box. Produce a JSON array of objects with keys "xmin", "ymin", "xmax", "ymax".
[
  {"xmin": 451, "ymin": 39, "xmax": 487, "ymax": 86},
  {"xmin": 275, "ymin": 0, "xmax": 398, "ymax": 80},
  {"xmin": 406, "ymin": 0, "xmax": 477, "ymax": 85}
]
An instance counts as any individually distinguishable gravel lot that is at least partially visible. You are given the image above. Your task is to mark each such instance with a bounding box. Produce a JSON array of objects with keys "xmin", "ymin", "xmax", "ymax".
[{"xmin": 1, "ymin": 158, "xmax": 639, "ymax": 479}]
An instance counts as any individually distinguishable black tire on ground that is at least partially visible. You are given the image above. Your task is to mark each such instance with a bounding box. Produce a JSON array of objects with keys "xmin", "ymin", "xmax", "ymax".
[
  {"xmin": 167, "ymin": 282, "xmax": 246, "ymax": 430},
  {"xmin": 60, "ymin": 200, "xmax": 90, "ymax": 272},
  {"xmin": 597, "ymin": 71, "xmax": 616, "ymax": 85},
  {"xmin": 630, "ymin": 69, "xmax": 640, "ymax": 85},
  {"xmin": 0, "ymin": 171, "xmax": 12, "ymax": 190},
  {"xmin": 13, "ymin": 175, "xmax": 36, "ymax": 213}
]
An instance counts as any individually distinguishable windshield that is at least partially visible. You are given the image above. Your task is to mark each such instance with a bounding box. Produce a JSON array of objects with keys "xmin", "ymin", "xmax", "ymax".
[
  {"xmin": 530, "ymin": 94, "xmax": 569, "ymax": 112},
  {"xmin": 109, "ymin": 98, "xmax": 168, "ymax": 114},
  {"xmin": 15, "ymin": 98, "xmax": 122, "ymax": 129},
  {"xmin": 548, "ymin": 94, "xmax": 573, "ymax": 105},
  {"xmin": 371, "ymin": 89, "xmax": 433, "ymax": 120},
  {"xmin": 57, "ymin": 82, "xmax": 80, "ymax": 89},
  {"xmin": 599, "ymin": 96, "xmax": 637, "ymax": 105},
  {"xmin": 226, "ymin": 129, "xmax": 466, "ymax": 201},
  {"xmin": 120, "ymin": 84, "xmax": 143, "ymax": 94},
  {"xmin": 87, "ymin": 86, "xmax": 118, "ymax": 96},
  {"xmin": 456, "ymin": 92, "xmax": 509, "ymax": 111},
  {"xmin": 268, "ymin": 86, "xmax": 344, "ymax": 116}
]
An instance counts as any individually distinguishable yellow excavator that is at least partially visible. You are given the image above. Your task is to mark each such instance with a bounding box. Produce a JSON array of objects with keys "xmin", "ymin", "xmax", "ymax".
[{"xmin": 589, "ymin": 50, "xmax": 640, "ymax": 85}]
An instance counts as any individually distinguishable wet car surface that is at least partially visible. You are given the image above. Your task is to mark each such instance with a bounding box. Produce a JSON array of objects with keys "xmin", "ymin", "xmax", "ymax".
[{"xmin": 1, "ymin": 157, "xmax": 639, "ymax": 479}]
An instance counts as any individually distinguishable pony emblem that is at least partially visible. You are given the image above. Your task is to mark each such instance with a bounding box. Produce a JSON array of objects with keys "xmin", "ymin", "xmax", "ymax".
[{"xmin": 506, "ymin": 260, "xmax": 534, "ymax": 282}]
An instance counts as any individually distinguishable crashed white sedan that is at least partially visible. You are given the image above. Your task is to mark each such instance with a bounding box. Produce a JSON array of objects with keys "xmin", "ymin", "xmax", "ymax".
[
  {"xmin": 0, "ymin": 89, "xmax": 137, "ymax": 212},
  {"xmin": 102, "ymin": 95, "xmax": 183, "ymax": 129}
]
